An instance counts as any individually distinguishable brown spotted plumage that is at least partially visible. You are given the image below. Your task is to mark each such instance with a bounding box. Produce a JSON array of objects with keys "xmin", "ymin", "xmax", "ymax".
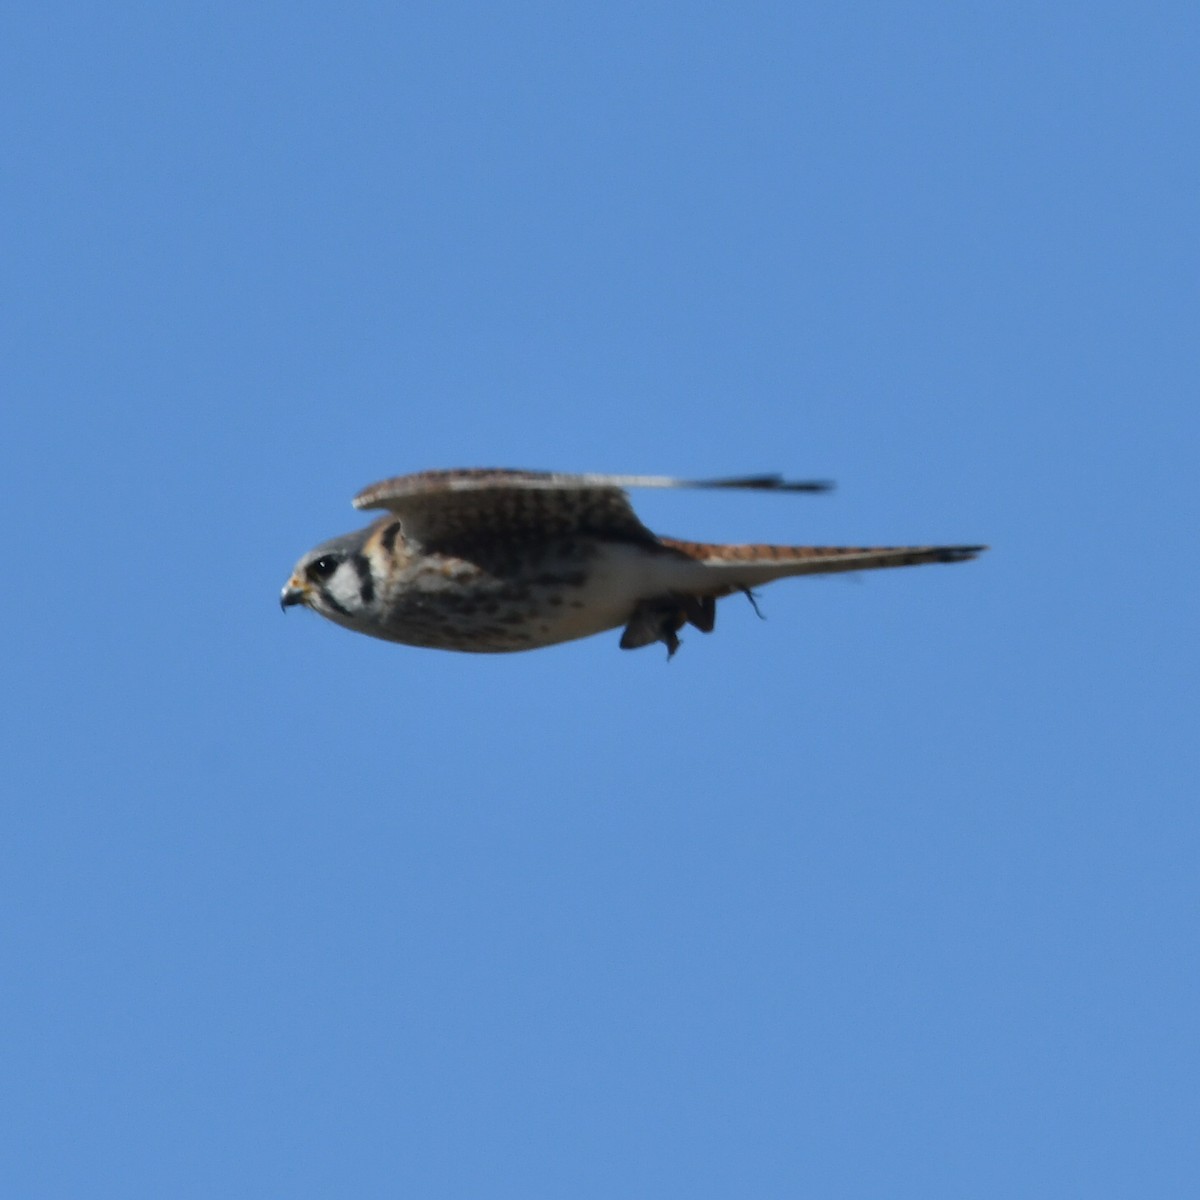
[{"xmin": 281, "ymin": 468, "xmax": 985, "ymax": 657}]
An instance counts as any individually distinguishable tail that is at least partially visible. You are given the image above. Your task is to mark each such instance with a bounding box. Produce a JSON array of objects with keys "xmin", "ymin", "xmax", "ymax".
[
  {"xmin": 621, "ymin": 539, "xmax": 985, "ymax": 656},
  {"xmin": 659, "ymin": 537, "xmax": 987, "ymax": 588}
]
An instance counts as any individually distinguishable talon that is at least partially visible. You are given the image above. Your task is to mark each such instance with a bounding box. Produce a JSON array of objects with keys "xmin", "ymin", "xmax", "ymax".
[
  {"xmin": 620, "ymin": 597, "xmax": 689, "ymax": 657},
  {"xmin": 740, "ymin": 587, "xmax": 765, "ymax": 620}
]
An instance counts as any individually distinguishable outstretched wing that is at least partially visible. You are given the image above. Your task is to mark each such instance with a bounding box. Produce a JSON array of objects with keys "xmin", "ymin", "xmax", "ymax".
[{"xmin": 351, "ymin": 468, "xmax": 832, "ymax": 547}]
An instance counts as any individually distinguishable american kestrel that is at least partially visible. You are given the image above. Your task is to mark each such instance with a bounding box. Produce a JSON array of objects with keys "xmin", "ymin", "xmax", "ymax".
[{"xmin": 281, "ymin": 468, "xmax": 985, "ymax": 657}]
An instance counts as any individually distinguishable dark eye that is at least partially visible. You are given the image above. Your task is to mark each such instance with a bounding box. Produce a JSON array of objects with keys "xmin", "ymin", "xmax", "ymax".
[{"xmin": 307, "ymin": 555, "xmax": 340, "ymax": 582}]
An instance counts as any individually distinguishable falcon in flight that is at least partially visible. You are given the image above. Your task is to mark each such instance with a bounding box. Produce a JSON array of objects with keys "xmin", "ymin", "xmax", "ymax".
[{"xmin": 281, "ymin": 468, "xmax": 985, "ymax": 656}]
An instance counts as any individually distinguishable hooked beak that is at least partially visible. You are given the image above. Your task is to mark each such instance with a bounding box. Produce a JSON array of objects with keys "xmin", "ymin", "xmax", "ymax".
[{"xmin": 280, "ymin": 578, "xmax": 309, "ymax": 611}]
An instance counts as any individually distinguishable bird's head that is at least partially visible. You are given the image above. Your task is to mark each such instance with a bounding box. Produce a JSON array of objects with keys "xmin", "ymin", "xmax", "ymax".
[{"xmin": 281, "ymin": 527, "xmax": 380, "ymax": 632}]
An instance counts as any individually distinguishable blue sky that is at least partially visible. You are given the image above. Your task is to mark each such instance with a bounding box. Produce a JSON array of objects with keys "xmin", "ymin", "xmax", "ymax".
[{"xmin": 4, "ymin": 3, "xmax": 1197, "ymax": 1196}]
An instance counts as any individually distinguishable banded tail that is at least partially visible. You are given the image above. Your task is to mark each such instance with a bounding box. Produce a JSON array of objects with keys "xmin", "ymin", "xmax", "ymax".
[
  {"xmin": 659, "ymin": 537, "xmax": 986, "ymax": 586},
  {"xmin": 620, "ymin": 538, "xmax": 986, "ymax": 656}
]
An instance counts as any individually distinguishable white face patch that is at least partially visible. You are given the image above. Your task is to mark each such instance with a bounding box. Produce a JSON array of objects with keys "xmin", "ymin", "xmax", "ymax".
[{"xmin": 321, "ymin": 559, "xmax": 369, "ymax": 614}]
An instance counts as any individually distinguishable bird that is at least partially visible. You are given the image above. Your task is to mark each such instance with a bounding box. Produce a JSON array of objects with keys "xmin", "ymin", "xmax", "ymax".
[{"xmin": 280, "ymin": 468, "xmax": 986, "ymax": 657}]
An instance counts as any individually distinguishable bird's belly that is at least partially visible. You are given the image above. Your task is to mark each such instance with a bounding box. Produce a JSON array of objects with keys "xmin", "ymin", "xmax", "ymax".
[{"xmin": 373, "ymin": 543, "xmax": 685, "ymax": 653}]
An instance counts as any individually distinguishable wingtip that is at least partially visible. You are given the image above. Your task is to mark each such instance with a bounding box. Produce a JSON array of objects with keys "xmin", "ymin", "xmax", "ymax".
[
  {"xmin": 943, "ymin": 545, "xmax": 988, "ymax": 562},
  {"xmin": 351, "ymin": 485, "xmax": 382, "ymax": 511},
  {"xmin": 698, "ymin": 474, "xmax": 835, "ymax": 493}
]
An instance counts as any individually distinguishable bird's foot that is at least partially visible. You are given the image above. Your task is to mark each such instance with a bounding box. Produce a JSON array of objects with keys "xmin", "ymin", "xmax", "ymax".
[
  {"xmin": 619, "ymin": 594, "xmax": 717, "ymax": 658},
  {"xmin": 739, "ymin": 587, "xmax": 765, "ymax": 619}
]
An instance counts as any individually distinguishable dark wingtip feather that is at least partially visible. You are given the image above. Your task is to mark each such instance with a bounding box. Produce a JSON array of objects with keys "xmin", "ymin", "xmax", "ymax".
[
  {"xmin": 697, "ymin": 474, "xmax": 835, "ymax": 493},
  {"xmin": 939, "ymin": 545, "xmax": 988, "ymax": 562}
]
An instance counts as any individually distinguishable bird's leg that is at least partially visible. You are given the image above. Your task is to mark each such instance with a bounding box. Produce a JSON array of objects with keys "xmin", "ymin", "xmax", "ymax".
[
  {"xmin": 661, "ymin": 624, "xmax": 682, "ymax": 659},
  {"xmin": 682, "ymin": 594, "xmax": 716, "ymax": 633},
  {"xmin": 619, "ymin": 599, "xmax": 684, "ymax": 656},
  {"xmin": 739, "ymin": 587, "xmax": 765, "ymax": 619},
  {"xmin": 619, "ymin": 594, "xmax": 717, "ymax": 658}
]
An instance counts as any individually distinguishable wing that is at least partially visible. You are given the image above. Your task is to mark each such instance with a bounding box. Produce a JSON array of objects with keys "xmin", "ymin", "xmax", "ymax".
[{"xmin": 351, "ymin": 468, "xmax": 833, "ymax": 547}]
